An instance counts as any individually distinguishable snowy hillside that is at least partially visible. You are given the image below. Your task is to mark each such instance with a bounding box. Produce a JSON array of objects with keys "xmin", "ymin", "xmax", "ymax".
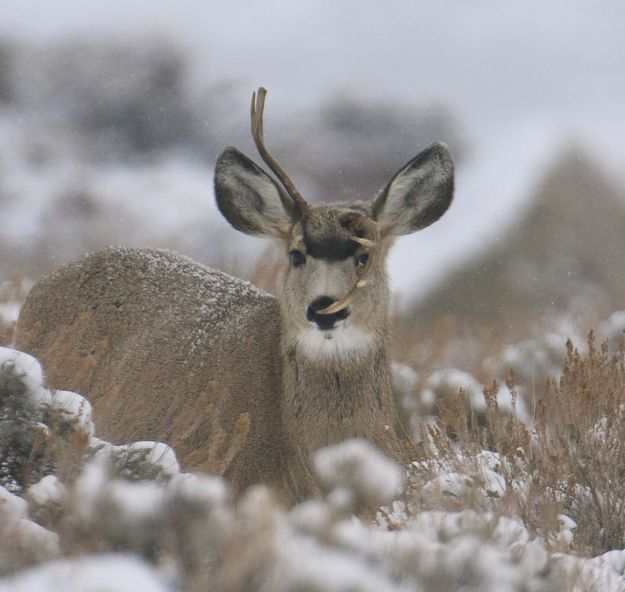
[
  {"xmin": 3, "ymin": 1, "xmax": 625, "ymax": 305},
  {"xmin": 0, "ymin": 110, "xmax": 261, "ymax": 280}
]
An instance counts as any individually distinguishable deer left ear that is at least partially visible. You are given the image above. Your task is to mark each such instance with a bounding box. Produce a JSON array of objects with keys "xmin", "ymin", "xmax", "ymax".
[
  {"xmin": 214, "ymin": 147, "xmax": 298, "ymax": 237},
  {"xmin": 371, "ymin": 142, "xmax": 454, "ymax": 236}
]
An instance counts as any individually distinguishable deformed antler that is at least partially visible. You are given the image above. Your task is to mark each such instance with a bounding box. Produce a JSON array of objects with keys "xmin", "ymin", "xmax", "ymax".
[
  {"xmin": 251, "ymin": 88, "xmax": 309, "ymax": 216},
  {"xmin": 317, "ymin": 220, "xmax": 381, "ymax": 316}
]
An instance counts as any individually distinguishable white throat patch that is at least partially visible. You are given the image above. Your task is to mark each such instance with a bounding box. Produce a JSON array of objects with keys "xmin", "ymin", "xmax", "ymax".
[{"xmin": 296, "ymin": 323, "xmax": 373, "ymax": 359}]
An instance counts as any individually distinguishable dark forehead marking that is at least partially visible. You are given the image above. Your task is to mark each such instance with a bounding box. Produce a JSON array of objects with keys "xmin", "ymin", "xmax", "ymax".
[
  {"xmin": 301, "ymin": 209, "xmax": 370, "ymax": 261},
  {"xmin": 303, "ymin": 230, "xmax": 358, "ymax": 261}
]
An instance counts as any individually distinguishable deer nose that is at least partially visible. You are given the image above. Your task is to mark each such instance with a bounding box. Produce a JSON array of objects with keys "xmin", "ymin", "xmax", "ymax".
[{"xmin": 306, "ymin": 296, "xmax": 350, "ymax": 330}]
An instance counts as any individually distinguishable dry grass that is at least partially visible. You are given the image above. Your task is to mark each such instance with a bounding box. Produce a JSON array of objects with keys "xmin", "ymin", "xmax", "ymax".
[
  {"xmin": 0, "ymin": 324, "xmax": 14, "ymax": 347},
  {"xmin": 0, "ymin": 275, "xmax": 31, "ymax": 346},
  {"xmin": 530, "ymin": 333, "xmax": 625, "ymax": 554},
  {"xmin": 403, "ymin": 330, "xmax": 625, "ymax": 557}
]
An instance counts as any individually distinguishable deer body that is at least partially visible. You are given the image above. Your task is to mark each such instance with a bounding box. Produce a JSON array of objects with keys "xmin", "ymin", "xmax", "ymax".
[
  {"xmin": 16, "ymin": 247, "xmax": 289, "ymax": 492},
  {"xmin": 15, "ymin": 89, "xmax": 454, "ymax": 498}
]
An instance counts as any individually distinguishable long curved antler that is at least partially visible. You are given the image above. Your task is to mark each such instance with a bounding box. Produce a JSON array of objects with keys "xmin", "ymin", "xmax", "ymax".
[{"xmin": 250, "ymin": 88, "xmax": 309, "ymax": 216}]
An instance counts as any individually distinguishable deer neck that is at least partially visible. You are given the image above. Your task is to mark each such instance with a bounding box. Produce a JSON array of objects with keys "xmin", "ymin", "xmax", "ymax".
[{"xmin": 281, "ymin": 329, "xmax": 395, "ymax": 457}]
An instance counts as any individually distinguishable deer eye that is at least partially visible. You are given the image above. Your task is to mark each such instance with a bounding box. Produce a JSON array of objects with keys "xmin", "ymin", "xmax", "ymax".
[
  {"xmin": 289, "ymin": 250, "xmax": 306, "ymax": 267},
  {"xmin": 356, "ymin": 253, "xmax": 369, "ymax": 270}
]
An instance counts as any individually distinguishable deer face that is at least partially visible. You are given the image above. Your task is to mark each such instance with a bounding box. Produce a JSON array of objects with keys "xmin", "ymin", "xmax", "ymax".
[
  {"xmin": 214, "ymin": 88, "xmax": 454, "ymax": 358},
  {"xmin": 214, "ymin": 141, "xmax": 454, "ymax": 358},
  {"xmin": 277, "ymin": 206, "xmax": 388, "ymax": 357}
]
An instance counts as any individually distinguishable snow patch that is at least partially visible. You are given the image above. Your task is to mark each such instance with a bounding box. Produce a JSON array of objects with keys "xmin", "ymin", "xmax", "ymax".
[
  {"xmin": 0, "ymin": 485, "xmax": 29, "ymax": 519},
  {"xmin": 0, "ymin": 347, "xmax": 50, "ymax": 408},
  {"xmin": 313, "ymin": 439, "xmax": 403, "ymax": 506},
  {"xmin": 27, "ymin": 475, "xmax": 66, "ymax": 507},
  {"xmin": 0, "ymin": 554, "xmax": 172, "ymax": 592},
  {"xmin": 49, "ymin": 390, "xmax": 94, "ymax": 435},
  {"xmin": 0, "ymin": 302, "xmax": 21, "ymax": 326},
  {"xmin": 125, "ymin": 442, "xmax": 180, "ymax": 477}
]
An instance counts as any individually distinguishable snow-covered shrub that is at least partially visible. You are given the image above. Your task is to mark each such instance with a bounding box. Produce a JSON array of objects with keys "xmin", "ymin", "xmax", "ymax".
[
  {"xmin": 0, "ymin": 347, "xmax": 104, "ymax": 497},
  {"xmin": 526, "ymin": 334, "xmax": 625, "ymax": 555},
  {"xmin": 0, "ymin": 301, "xmax": 19, "ymax": 345},
  {"xmin": 391, "ymin": 361, "xmax": 419, "ymax": 429},
  {"xmin": 0, "ymin": 358, "xmax": 49, "ymax": 492},
  {"xmin": 313, "ymin": 439, "xmax": 403, "ymax": 510},
  {"xmin": 261, "ymin": 533, "xmax": 406, "ymax": 592},
  {"xmin": 411, "ymin": 368, "xmax": 531, "ymax": 454},
  {"xmin": 46, "ymin": 390, "xmax": 94, "ymax": 437},
  {"xmin": 91, "ymin": 440, "xmax": 180, "ymax": 483},
  {"xmin": 421, "ymin": 368, "xmax": 483, "ymax": 414},
  {"xmin": 164, "ymin": 473, "xmax": 231, "ymax": 580},
  {"xmin": 1, "ymin": 343, "xmax": 625, "ymax": 590},
  {"xmin": 69, "ymin": 458, "xmax": 166, "ymax": 558},
  {"xmin": 26, "ymin": 474, "xmax": 66, "ymax": 528},
  {"xmin": 416, "ymin": 450, "xmax": 508, "ymax": 512},
  {"xmin": 598, "ymin": 310, "xmax": 625, "ymax": 351},
  {"xmin": 0, "ymin": 484, "xmax": 60, "ymax": 575},
  {"xmin": 420, "ymin": 333, "xmax": 625, "ymax": 559},
  {"xmin": 420, "ymin": 368, "xmax": 529, "ymax": 423},
  {"xmin": 338, "ymin": 511, "xmax": 560, "ymax": 592},
  {"xmin": 483, "ymin": 326, "xmax": 585, "ymax": 390},
  {"xmin": 0, "ymin": 554, "xmax": 172, "ymax": 592}
]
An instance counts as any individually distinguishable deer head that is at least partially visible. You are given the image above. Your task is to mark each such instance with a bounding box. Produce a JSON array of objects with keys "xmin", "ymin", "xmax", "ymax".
[{"xmin": 214, "ymin": 88, "xmax": 454, "ymax": 359}]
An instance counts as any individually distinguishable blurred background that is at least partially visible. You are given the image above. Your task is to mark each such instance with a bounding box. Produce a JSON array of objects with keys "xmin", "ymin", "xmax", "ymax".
[{"xmin": 2, "ymin": 0, "xmax": 625, "ymax": 375}]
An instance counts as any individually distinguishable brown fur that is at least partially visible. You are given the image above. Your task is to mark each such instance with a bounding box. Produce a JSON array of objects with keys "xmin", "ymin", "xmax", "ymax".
[
  {"xmin": 15, "ymin": 139, "xmax": 454, "ymax": 499},
  {"xmin": 15, "ymin": 248, "xmax": 293, "ymax": 494}
]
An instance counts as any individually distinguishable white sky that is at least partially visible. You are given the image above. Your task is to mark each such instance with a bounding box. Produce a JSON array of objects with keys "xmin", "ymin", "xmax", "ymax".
[{"xmin": 2, "ymin": 0, "xmax": 624, "ymax": 299}]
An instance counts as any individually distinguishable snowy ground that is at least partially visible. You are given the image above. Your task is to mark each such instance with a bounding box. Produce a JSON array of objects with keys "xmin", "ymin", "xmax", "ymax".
[{"xmin": 2, "ymin": 336, "xmax": 625, "ymax": 591}]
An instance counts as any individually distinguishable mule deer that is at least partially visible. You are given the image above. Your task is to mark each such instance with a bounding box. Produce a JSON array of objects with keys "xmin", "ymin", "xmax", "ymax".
[{"xmin": 15, "ymin": 88, "xmax": 454, "ymax": 498}]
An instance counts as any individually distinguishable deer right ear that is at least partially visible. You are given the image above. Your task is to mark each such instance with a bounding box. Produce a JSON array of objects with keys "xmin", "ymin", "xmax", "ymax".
[
  {"xmin": 214, "ymin": 147, "xmax": 298, "ymax": 237},
  {"xmin": 371, "ymin": 143, "xmax": 454, "ymax": 236}
]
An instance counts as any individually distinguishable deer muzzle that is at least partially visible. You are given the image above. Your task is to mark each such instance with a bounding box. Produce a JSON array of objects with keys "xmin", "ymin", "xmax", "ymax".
[{"xmin": 307, "ymin": 296, "xmax": 350, "ymax": 330}]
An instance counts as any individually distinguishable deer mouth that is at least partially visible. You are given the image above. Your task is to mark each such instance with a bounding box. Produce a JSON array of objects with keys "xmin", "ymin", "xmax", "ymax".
[
  {"xmin": 312, "ymin": 308, "xmax": 350, "ymax": 331},
  {"xmin": 307, "ymin": 296, "xmax": 350, "ymax": 331}
]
